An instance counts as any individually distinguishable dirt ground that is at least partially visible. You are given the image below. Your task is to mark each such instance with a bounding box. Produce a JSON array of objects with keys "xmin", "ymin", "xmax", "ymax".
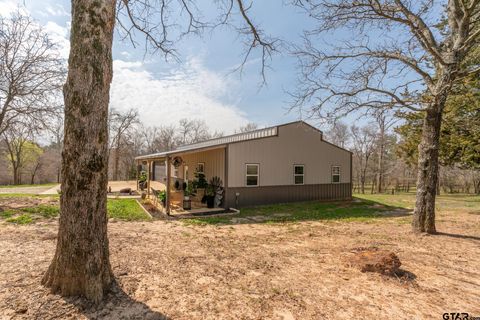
[{"xmin": 0, "ymin": 200, "xmax": 479, "ymax": 319}]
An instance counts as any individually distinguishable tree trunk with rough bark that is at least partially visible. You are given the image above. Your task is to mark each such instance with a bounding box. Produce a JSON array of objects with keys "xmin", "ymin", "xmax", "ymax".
[
  {"xmin": 42, "ymin": 0, "xmax": 116, "ymax": 303},
  {"xmin": 412, "ymin": 102, "xmax": 445, "ymax": 234}
]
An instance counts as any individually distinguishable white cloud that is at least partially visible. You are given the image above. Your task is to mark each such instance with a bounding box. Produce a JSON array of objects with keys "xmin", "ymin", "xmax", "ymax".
[
  {"xmin": 42, "ymin": 4, "xmax": 69, "ymax": 17},
  {"xmin": 44, "ymin": 21, "xmax": 70, "ymax": 59},
  {"xmin": 0, "ymin": 0, "xmax": 22, "ymax": 15},
  {"xmin": 110, "ymin": 58, "xmax": 250, "ymax": 134}
]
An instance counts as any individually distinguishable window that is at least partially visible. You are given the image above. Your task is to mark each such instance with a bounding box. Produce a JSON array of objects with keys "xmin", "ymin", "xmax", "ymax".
[
  {"xmin": 332, "ymin": 166, "xmax": 340, "ymax": 183},
  {"xmin": 294, "ymin": 165, "xmax": 304, "ymax": 185},
  {"xmin": 197, "ymin": 162, "xmax": 205, "ymax": 174},
  {"xmin": 245, "ymin": 164, "xmax": 259, "ymax": 186}
]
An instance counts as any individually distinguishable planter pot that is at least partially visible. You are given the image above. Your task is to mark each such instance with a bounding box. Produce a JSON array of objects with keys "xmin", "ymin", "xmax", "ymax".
[
  {"xmin": 183, "ymin": 199, "xmax": 192, "ymax": 210},
  {"xmin": 206, "ymin": 196, "xmax": 215, "ymax": 208}
]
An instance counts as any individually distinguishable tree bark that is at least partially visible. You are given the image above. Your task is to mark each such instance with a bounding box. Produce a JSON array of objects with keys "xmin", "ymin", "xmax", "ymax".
[
  {"xmin": 42, "ymin": 0, "xmax": 116, "ymax": 303},
  {"xmin": 412, "ymin": 103, "xmax": 444, "ymax": 234}
]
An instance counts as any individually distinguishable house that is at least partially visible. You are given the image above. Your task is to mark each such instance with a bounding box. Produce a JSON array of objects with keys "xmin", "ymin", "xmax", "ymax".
[{"xmin": 135, "ymin": 121, "xmax": 352, "ymax": 213}]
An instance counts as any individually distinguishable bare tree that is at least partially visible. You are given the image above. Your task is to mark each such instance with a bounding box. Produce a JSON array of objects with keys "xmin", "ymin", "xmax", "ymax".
[
  {"xmin": 292, "ymin": 0, "xmax": 480, "ymax": 233},
  {"xmin": 108, "ymin": 108, "xmax": 139, "ymax": 180},
  {"xmin": 2, "ymin": 124, "xmax": 41, "ymax": 184},
  {"xmin": 0, "ymin": 11, "xmax": 64, "ymax": 136},
  {"xmin": 237, "ymin": 122, "xmax": 258, "ymax": 133},
  {"xmin": 350, "ymin": 124, "xmax": 376, "ymax": 194},
  {"xmin": 324, "ymin": 121, "xmax": 350, "ymax": 148},
  {"xmin": 43, "ymin": 0, "xmax": 278, "ymax": 303},
  {"xmin": 373, "ymin": 109, "xmax": 397, "ymax": 193}
]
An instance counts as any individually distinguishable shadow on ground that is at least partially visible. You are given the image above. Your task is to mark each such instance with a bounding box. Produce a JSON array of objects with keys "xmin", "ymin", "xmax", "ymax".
[
  {"xmin": 436, "ymin": 232, "xmax": 480, "ymax": 242},
  {"xmin": 23, "ymin": 282, "xmax": 169, "ymax": 320},
  {"xmin": 181, "ymin": 197, "xmax": 412, "ymax": 225},
  {"xmin": 67, "ymin": 283, "xmax": 168, "ymax": 320}
]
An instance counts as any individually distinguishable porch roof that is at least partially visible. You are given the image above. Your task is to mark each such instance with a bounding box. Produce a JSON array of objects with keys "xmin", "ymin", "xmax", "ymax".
[{"xmin": 135, "ymin": 123, "xmax": 281, "ymax": 161}]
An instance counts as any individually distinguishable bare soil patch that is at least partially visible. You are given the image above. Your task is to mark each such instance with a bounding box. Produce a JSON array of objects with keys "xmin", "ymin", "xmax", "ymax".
[{"xmin": 0, "ymin": 198, "xmax": 479, "ymax": 319}]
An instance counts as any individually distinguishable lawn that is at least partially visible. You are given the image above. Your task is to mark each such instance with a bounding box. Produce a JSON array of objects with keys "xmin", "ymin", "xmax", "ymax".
[
  {"xmin": 184, "ymin": 192, "xmax": 480, "ymax": 226},
  {"xmin": 0, "ymin": 183, "xmax": 58, "ymax": 189},
  {"xmin": 0, "ymin": 195, "xmax": 150, "ymax": 223}
]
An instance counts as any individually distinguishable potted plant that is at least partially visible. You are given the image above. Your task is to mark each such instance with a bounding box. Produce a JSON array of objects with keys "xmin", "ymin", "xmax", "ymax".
[
  {"xmin": 183, "ymin": 183, "xmax": 195, "ymax": 210},
  {"xmin": 138, "ymin": 171, "xmax": 147, "ymax": 191},
  {"xmin": 158, "ymin": 190, "xmax": 166, "ymax": 207},
  {"xmin": 204, "ymin": 185, "xmax": 215, "ymax": 208},
  {"xmin": 193, "ymin": 170, "xmax": 207, "ymax": 201}
]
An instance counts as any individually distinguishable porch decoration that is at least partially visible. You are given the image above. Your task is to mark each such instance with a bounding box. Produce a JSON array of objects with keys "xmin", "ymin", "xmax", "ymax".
[
  {"xmin": 138, "ymin": 171, "xmax": 147, "ymax": 191},
  {"xmin": 172, "ymin": 156, "xmax": 183, "ymax": 168},
  {"xmin": 158, "ymin": 190, "xmax": 166, "ymax": 207},
  {"xmin": 183, "ymin": 184, "xmax": 195, "ymax": 210},
  {"xmin": 210, "ymin": 176, "xmax": 224, "ymax": 207}
]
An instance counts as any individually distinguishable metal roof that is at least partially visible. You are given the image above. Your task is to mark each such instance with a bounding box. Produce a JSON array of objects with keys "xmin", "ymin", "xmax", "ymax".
[{"xmin": 135, "ymin": 124, "xmax": 279, "ymax": 160}]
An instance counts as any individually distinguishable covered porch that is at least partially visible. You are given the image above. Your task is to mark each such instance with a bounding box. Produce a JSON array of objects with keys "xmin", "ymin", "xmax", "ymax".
[{"xmin": 135, "ymin": 145, "xmax": 227, "ymax": 215}]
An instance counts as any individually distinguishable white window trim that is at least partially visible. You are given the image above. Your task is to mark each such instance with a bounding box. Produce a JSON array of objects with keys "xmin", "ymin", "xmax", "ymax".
[
  {"xmin": 332, "ymin": 166, "xmax": 341, "ymax": 183},
  {"xmin": 245, "ymin": 163, "xmax": 259, "ymax": 187},
  {"xmin": 197, "ymin": 162, "xmax": 205, "ymax": 174},
  {"xmin": 293, "ymin": 164, "xmax": 305, "ymax": 185}
]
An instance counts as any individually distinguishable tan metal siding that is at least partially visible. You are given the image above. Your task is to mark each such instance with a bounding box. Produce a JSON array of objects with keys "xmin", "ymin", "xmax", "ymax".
[
  {"xmin": 227, "ymin": 122, "xmax": 351, "ymax": 187},
  {"xmin": 179, "ymin": 148, "xmax": 225, "ymax": 183}
]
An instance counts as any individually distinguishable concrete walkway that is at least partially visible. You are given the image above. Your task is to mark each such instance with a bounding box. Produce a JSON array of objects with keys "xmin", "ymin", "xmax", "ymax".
[
  {"xmin": 0, "ymin": 185, "xmax": 58, "ymax": 194},
  {"xmin": 39, "ymin": 184, "xmax": 61, "ymax": 195}
]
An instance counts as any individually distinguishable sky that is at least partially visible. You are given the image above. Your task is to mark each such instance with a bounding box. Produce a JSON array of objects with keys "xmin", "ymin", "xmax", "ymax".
[{"xmin": 0, "ymin": 0, "xmax": 322, "ymax": 134}]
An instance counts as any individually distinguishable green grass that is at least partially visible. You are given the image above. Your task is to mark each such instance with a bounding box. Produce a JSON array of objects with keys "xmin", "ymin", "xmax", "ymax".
[
  {"xmin": 107, "ymin": 199, "xmax": 151, "ymax": 221},
  {"xmin": 183, "ymin": 192, "xmax": 480, "ymax": 226},
  {"xmin": 0, "ymin": 209, "xmax": 15, "ymax": 218},
  {"xmin": 6, "ymin": 214, "xmax": 34, "ymax": 224},
  {"xmin": 0, "ymin": 197, "xmax": 150, "ymax": 224},
  {"xmin": 21, "ymin": 205, "xmax": 60, "ymax": 218},
  {"xmin": 0, "ymin": 183, "xmax": 57, "ymax": 189},
  {"xmin": 354, "ymin": 192, "xmax": 480, "ymax": 212},
  {"xmin": 183, "ymin": 197, "xmax": 401, "ymax": 226},
  {"xmin": 0, "ymin": 193, "xmax": 59, "ymax": 198}
]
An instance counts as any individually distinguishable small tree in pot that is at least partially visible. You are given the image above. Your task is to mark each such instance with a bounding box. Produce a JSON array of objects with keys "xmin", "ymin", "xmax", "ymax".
[{"xmin": 138, "ymin": 171, "xmax": 147, "ymax": 191}]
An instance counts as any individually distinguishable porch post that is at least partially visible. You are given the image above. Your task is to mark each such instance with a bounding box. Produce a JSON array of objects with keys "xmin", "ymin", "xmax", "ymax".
[
  {"xmin": 166, "ymin": 156, "xmax": 171, "ymax": 215},
  {"xmin": 136, "ymin": 160, "xmax": 139, "ymax": 191},
  {"xmin": 147, "ymin": 160, "xmax": 151, "ymax": 197}
]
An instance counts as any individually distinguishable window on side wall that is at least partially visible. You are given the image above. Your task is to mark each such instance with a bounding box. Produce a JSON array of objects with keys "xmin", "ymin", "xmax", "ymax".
[
  {"xmin": 197, "ymin": 162, "xmax": 205, "ymax": 174},
  {"xmin": 245, "ymin": 164, "xmax": 259, "ymax": 186},
  {"xmin": 294, "ymin": 165, "xmax": 304, "ymax": 185},
  {"xmin": 332, "ymin": 166, "xmax": 340, "ymax": 183}
]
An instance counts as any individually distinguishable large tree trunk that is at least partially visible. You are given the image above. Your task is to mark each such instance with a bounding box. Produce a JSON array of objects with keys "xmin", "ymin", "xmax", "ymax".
[
  {"xmin": 42, "ymin": 0, "xmax": 116, "ymax": 303},
  {"xmin": 412, "ymin": 103, "xmax": 444, "ymax": 234}
]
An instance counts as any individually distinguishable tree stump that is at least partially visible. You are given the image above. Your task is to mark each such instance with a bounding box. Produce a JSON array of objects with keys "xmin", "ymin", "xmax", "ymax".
[{"xmin": 348, "ymin": 249, "xmax": 401, "ymax": 276}]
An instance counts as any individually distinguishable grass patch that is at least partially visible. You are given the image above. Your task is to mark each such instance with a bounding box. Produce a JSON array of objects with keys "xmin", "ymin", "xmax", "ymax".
[
  {"xmin": 0, "ymin": 209, "xmax": 15, "ymax": 218},
  {"xmin": 107, "ymin": 199, "xmax": 151, "ymax": 221},
  {"xmin": 0, "ymin": 193, "xmax": 59, "ymax": 198},
  {"xmin": 6, "ymin": 214, "xmax": 34, "ymax": 224},
  {"xmin": 184, "ymin": 198, "xmax": 396, "ymax": 226},
  {"xmin": 0, "ymin": 183, "xmax": 57, "ymax": 189},
  {"xmin": 21, "ymin": 205, "xmax": 59, "ymax": 218}
]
